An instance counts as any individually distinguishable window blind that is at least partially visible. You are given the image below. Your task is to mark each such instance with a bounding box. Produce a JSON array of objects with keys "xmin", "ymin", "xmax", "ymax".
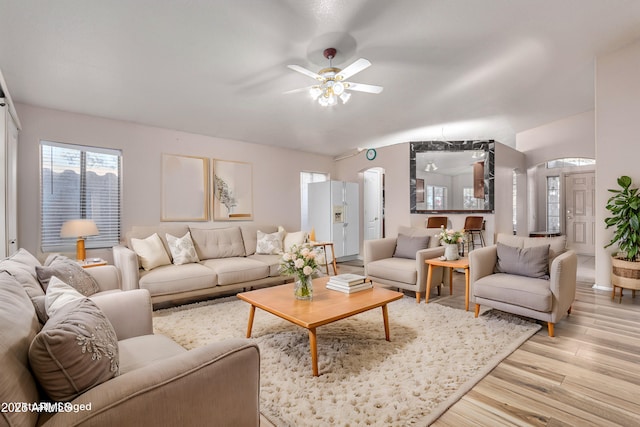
[{"xmin": 41, "ymin": 141, "xmax": 122, "ymax": 252}]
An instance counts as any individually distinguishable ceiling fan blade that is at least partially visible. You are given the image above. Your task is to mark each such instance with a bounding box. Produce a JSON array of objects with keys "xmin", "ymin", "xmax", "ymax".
[
  {"xmin": 283, "ymin": 86, "xmax": 315, "ymax": 95},
  {"xmin": 346, "ymin": 82, "xmax": 384, "ymax": 94},
  {"xmin": 287, "ymin": 65, "xmax": 322, "ymax": 81},
  {"xmin": 336, "ymin": 58, "xmax": 371, "ymax": 81}
]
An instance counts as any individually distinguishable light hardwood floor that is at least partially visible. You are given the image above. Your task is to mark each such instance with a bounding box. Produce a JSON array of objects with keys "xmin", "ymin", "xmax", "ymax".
[{"xmin": 261, "ymin": 259, "xmax": 640, "ymax": 426}]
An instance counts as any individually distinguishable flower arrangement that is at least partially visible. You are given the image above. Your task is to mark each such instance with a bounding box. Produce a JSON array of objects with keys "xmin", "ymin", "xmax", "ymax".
[
  {"xmin": 280, "ymin": 243, "xmax": 319, "ymax": 279},
  {"xmin": 436, "ymin": 225, "xmax": 465, "ymax": 244},
  {"xmin": 280, "ymin": 243, "xmax": 321, "ymax": 299}
]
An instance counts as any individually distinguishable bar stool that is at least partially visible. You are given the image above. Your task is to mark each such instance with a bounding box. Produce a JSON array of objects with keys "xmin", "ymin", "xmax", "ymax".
[
  {"xmin": 426, "ymin": 216, "xmax": 448, "ymax": 228},
  {"xmin": 464, "ymin": 216, "xmax": 485, "ymax": 251}
]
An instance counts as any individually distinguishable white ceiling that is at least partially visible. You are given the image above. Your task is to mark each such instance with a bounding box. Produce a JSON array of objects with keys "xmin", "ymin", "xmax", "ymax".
[{"xmin": 2, "ymin": 0, "xmax": 640, "ymax": 157}]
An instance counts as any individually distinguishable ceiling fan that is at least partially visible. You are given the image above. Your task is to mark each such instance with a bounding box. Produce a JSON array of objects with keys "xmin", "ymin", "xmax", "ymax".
[{"xmin": 285, "ymin": 47, "xmax": 383, "ymax": 106}]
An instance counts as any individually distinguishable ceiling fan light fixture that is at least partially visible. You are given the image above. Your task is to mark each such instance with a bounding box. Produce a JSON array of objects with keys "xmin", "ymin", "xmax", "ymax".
[
  {"xmin": 309, "ymin": 86, "xmax": 322, "ymax": 100},
  {"xmin": 286, "ymin": 47, "xmax": 383, "ymax": 107}
]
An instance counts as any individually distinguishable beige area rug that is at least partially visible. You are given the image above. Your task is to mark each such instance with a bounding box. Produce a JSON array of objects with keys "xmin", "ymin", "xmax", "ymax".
[{"xmin": 153, "ymin": 295, "xmax": 540, "ymax": 426}]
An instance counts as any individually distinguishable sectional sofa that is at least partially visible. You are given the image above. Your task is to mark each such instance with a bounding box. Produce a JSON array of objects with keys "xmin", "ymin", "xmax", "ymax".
[
  {"xmin": 0, "ymin": 249, "xmax": 260, "ymax": 427},
  {"xmin": 113, "ymin": 224, "xmax": 300, "ymax": 306}
]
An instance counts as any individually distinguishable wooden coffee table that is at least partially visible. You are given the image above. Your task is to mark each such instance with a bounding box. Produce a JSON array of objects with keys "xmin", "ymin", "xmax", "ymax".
[{"xmin": 237, "ymin": 277, "xmax": 403, "ymax": 376}]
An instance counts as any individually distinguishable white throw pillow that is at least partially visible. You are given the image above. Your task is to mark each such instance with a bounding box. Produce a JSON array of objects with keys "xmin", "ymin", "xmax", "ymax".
[
  {"xmin": 130, "ymin": 233, "xmax": 171, "ymax": 271},
  {"xmin": 166, "ymin": 231, "xmax": 200, "ymax": 265},
  {"xmin": 256, "ymin": 230, "xmax": 284, "ymax": 255},
  {"xmin": 45, "ymin": 276, "xmax": 85, "ymax": 316},
  {"xmin": 284, "ymin": 230, "xmax": 308, "ymax": 252}
]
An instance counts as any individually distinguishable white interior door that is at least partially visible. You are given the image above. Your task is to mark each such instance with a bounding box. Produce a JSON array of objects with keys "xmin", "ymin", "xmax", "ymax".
[
  {"xmin": 363, "ymin": 169, "xmax": 382, "ymax": 240},
  {"xmin": 565, "ymin": 172, "xmax": 595, "ymax": 255}
]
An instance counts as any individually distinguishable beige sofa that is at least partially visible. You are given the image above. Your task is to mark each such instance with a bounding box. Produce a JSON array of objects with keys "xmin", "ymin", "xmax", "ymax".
[
  {"xmin": 364, "ymin": 227, "xmax": 447, "ymax": 302},
  {"xmin": 0, "ymin": 249, "xmax": 260, "ymax": 427},
  {"xmin": 469, "ymin": 233, "xmax": 577, "ymax": 337},
  {"xmin": 113, "ymin": 224, "xmax": 294, "ymax": 306}
]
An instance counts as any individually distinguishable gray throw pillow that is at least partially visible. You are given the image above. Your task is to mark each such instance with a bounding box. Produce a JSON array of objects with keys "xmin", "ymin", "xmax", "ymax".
[
  {"xmin": 36, "ymin": 257, "xmax": 100, "ymax": 296},
  {"xmin": 29, "ymin": 298, "xmax": 119, "ymax": 401},
  {"xmin": 495, "ymin": 242, "xmax": 550, "ymax": 279},
  {"xmin": 393, "ymin": 234, "xmax": 430, "ymax": 259}
]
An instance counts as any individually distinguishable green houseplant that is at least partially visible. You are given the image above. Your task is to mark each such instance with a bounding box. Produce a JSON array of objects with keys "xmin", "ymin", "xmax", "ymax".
[
  {"xmin": 604, "ymin": 175, "xmax": 640, "ymax": 260},
  {"xmin": 604, "ymin": 175, "xmax": 640, "ymax": 300}
]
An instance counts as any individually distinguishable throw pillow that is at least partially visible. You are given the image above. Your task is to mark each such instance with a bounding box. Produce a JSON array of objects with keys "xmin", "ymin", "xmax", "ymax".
[
  {"xmin": 130, "ymin": 233, "xmax": 171, "ymax": 271},
  {"xmin": 29, "ymin": 297, "xmax": 119, "ymax": 402},
  {"xmin": 279, "ymin": 226, "xmax": 308, "ymax": 252},
  {"xmin": 393, "ymin": 234, "xmax": 430, "ymax": 259},
  {"xmin": 36, "ymin": 256, "xmax": 100, "ymax": 296},
  {"xmin": 166, "ymin": 231, "xmax": 200, "ymax": 265},
  {"xmin": 495, "ymin": 242, "xmax": 550, "ymax": 279},
  {"xmin": 256, "ymin": 230, "xmax": 284, "ymax": 255},
  {"xmin": 45, "ymin": 276, "xmax": 86, "ymax": 317}
]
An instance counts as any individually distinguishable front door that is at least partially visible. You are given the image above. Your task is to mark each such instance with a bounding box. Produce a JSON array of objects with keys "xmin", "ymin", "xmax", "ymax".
[{"xmin": 565, "ymin": 172, "xmax": 595, "ymax": 255}]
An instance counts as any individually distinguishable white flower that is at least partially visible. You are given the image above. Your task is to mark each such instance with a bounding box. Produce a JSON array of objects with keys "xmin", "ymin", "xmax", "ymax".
[
  {"xmin": 282, "ymin": 253, "xmax": 291, "ymax": 262},
  {"xmin": 300, "ymin": 248, "xmax": 310, "ymax": 256},
  {"xmin": 294, "ymin": 258, "xmax": 305, "ymax": 269},
  {"xmin": 303, "ymin": 265, "xmax": 313, "ymax": 275}
]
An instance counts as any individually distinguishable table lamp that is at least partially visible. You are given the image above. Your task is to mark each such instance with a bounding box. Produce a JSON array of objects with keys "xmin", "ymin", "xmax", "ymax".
[{"xmin": 60, "ymin": 219, "xmax": 99, "ymax": 261}]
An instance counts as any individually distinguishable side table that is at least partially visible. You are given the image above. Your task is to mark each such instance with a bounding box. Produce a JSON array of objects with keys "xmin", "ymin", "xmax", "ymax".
[
  {"xmin": 311, "ymin": 242, "xmax": 339, "ymax": 276},
  {"xmin": 425, "ymin": 257, "xmax": 470, "ymax": 311}
]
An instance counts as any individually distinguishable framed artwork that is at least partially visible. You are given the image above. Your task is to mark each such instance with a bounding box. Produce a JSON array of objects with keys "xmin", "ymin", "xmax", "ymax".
[
  {"xmin": 416, "ymin": 179, "xmax": 425, "ymax": 203},
  {"xmin": 213, "ymin": 159, "xmax": 253, "ymax": 221},
  {"xmin": 161, "ymin": 154, "xmax": 209, "ymax": 221}
]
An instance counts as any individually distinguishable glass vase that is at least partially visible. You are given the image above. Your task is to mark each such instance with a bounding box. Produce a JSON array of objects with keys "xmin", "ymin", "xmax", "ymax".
[
  {"xmin": 294, "ymin": 275, "xmax": 313, "ymax": 300},
  {"xmin": 444, "ymin": 243, "xmax": 460, "ymax": 261}
]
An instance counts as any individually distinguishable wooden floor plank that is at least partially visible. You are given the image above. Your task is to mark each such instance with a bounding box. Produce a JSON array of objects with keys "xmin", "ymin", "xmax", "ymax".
[{"xmin": 432, "ymin": 276, "xmax": 640, "ymax": 427}]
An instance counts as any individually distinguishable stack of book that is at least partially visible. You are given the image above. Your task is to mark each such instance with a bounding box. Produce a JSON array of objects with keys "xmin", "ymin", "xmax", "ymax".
[{"xmin": 326, "ymin": 273, "xmax": 372, "ymax": 294}]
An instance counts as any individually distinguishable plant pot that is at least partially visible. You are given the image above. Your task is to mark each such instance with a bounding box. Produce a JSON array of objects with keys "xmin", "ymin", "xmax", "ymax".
[{"xmin": 611, "ymin": 256, "xmax": 640, "ymax": 290}]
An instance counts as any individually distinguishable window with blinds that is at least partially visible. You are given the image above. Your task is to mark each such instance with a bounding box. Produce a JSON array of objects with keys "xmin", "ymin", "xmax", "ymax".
[{"xmin": 40, "ymin": 141, "xmax": 122, "ymax": 253}]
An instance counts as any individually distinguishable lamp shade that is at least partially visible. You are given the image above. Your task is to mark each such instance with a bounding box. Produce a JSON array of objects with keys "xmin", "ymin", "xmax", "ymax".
[{"xmin": 60, "ymin": 219, "xmax": 99, "ymax": 238}]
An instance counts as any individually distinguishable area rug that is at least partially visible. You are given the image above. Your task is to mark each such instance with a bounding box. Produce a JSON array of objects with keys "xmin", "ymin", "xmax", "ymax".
[{"xmin": 153, "ymin": 296, "xmax": 540, "ymax": 426}]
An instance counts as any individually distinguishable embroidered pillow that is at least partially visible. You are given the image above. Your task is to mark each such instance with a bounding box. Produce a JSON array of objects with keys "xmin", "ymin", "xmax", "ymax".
[
  {"xmin": 393, "ymin": 234, "xmax": 430, "ymax": 259},
  {"xmin": 29, "ymin": 297, "xmax": 119, "ymax": 401},
  {"xmin": 35, "ymin": 256, "xmax": 100, "ymax": 296},
  {"xmin": 256, "ymin": 230, "xmax": 284, "ymax": 255},
  {"xmin": 495, "ymin": 242, "xmax": 550, "ymax": 279},
  {"xmin": 166, "ymin": 231, "xmax": 200, "ymax": 265},
  {"xmin": 130, "ymin": 233, "xmax": 171, "ymax": 271}
]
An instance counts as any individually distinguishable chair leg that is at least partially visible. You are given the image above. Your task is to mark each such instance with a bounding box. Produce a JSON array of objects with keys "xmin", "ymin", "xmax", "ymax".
[
  {"xmin": 474, "ymin": 304, "xmax": 480, "ymax": 318},
  {"xmin": 415, "ymin": 291, "xmax": 421, "ymax": 304},
  {"xmin": 547, "ymin": 322, "xmax": 555, "ymax": 337}
]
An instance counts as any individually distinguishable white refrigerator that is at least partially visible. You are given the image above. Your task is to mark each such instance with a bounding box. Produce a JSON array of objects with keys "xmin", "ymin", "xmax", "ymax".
[{"xmin": 307, "ymin": 180, "xmax": 359, "ymax": 261}]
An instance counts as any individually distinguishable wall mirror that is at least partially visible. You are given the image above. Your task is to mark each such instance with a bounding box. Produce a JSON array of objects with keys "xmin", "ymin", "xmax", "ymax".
[{"xmin": 410, "ymin": 140, "xmax": 495, "ymax": 213}]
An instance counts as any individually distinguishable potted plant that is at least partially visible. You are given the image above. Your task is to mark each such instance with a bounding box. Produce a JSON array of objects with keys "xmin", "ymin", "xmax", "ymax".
[{"xmin": 604, "ymin": 175, "xmax": 640, "ymax": 296}]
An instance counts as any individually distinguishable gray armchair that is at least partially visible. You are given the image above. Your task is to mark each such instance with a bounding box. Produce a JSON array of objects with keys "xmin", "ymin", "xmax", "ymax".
[
  {"xmin": 364, "ymin": 227, "xmax": 447, "ymax": 303},
  {"xmin": 469, "ymin": 233, "xmax": 577, "ymax": 337}
]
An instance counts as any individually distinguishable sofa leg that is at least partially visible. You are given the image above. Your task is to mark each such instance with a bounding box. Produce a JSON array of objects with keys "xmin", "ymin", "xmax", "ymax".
[
  {"xmin": 415, "ymin": 291, "xmax": 421, "ymax": 304},
  {"xmin": 567, "ymin": 305, "xmax": 572, "ymax": 315},
  {"xmin": 474, "ymin": 304, "xmax": 480, "ymax": 318},
  {"xmin": 547, "ymin": 322, "xmax": 555, "ymax": 337}
]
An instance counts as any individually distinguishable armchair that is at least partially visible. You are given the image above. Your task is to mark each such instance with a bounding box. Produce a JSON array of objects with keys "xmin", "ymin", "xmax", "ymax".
[
  {"xmin": 364, "ymin": 227, "xmax": 447, "ymax": 302},
  {"xmin": 469, "ymin": 233, "xmax": 577, "ymax": 337}
]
